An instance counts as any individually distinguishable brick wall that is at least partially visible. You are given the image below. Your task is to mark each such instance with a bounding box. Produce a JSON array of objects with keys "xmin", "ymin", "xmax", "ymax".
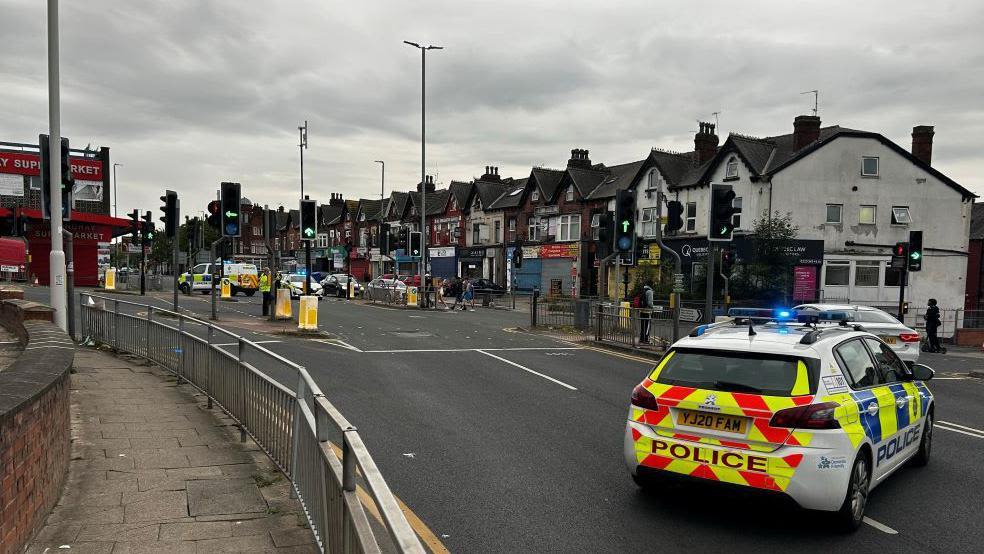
[{"xmin": 0, "ymin": 301, "xmax": 74, "ymax": 554}]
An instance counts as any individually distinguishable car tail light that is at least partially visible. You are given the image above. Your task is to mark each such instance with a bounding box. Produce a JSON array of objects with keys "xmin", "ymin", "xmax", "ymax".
[
  {"xmin": 899, "ymin": 333, "xmax": 920, "ymax": 343},
  {"xmin": 770, "ymin": 402, "xmax": 841, "ymax": 430},
  {"xmin": 630, "ymin": 384, "xmax": 660, "ymax": 411}
]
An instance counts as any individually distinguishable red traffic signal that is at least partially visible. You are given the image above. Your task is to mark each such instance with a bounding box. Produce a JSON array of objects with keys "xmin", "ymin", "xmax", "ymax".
[{"xmin": 893, "ymin": 242, "xmax": 908, "ymax": 257}]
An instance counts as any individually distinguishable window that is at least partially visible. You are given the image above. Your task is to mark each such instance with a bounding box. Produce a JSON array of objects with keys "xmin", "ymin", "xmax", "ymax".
[
  {"xmin": 885, "ymin": 263, "xmax": 903, "ymax": 287},
  {"xmin": 641, "ymin": 207, "xmax": 658, "ymax": 237},
  {"xmin": 473, "ymin": 223, "xmax": 481, "ymax": 244},
  {"xmin": 825, "ymin": 261, "xmax": 850, "ymax": 286},
  {"xmin": 532, "ymin": 190, "xmax": 539, "ymax": 201},
  {"xmin": 528, "ymin": 218, "xmax": 540, "ymax": 241},
  {"xmin": 509, "ymin": 218, "xmax": 516, "ymax": 232},
  {"xmin": 685, "ymin": 202, "xmax": 697, "ymax": 232},
  {"xmin": 891, "ymin": 206, "xmax": 911, "ymax": 225},
  {"xmin": 861, "ymin": 156, "xmax": 879, "ymax": 177},
  {"xmin": 854, "ymin": 260, "xmax": 880, "ymax": 287},
  {"xmin": 732, "ymin": 197, "xmax": 742, "ymax": 228},
  {"xmin": 317, "ymin": 233, "xmax": 329, "ymax": 248},
  {"xmin": 725, "ymin": 158, "xmax": 739, "ymax": 179},
  {"xmin": 494, "ymin": 220, "xmax": 501, "ymax": 243},
  {"xmin": 359, "ymin": 212, "xmax": 366, "ymax": 221},
  {"xmin": 252, "ymin": 226, "xmax": 260, "ymax": 235},
  {"xmin": 650, "ymin": 348, "xmax": 812, "ymax": 396},
  {"xmin": 834, "ymin": 339, "xmax": 879, "ymax": 388},
  {"xmin": 863, "ymin": 338, "xmax": 907, "ymax": 383},
  {"xmin": 565, "ymin": 187, "xmax": 574, "ymax": 202},
  {"xmin": 859, "ymin": 205, "xmax": 876, "ymax": 225},
  {"xmin": 558, "ymin": 214, "xmax": 580, "ymax": 241},
  {"xmin": 591, "ymin": 213, "xmax": 600, "ymax": 240},
  {"xmin": 825, "ymin": 204, "xmax": 843, "ymax": 224}
]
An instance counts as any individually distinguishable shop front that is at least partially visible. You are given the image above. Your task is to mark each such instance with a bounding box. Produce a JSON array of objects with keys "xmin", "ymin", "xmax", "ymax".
[
  {"xmin": 458, "ymin": 246, "xmax": 485, "ymax": 279},
  {"xmin": 539, "ymin": 243, "xmax": 579, "ymax": 297},
  {"xmin": 349, "ymin": 247, "xmax": 371, "ymax": 282},
  {"xmin": 429, "ymin": 246, "xmax": 457, "ymax": 279}
]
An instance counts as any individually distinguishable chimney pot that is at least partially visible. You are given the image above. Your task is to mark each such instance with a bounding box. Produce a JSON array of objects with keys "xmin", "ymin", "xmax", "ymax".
[
  {"xmin": 694, "ymin": 122, "xmax": 719, "ymax": 165},
  {"xmin": 911, "ymin": 125, "xmax": 935, "ymax": 165},
  {"xmin": 792, "ymin": 115, "xmax": 822, "ymax": 151}
]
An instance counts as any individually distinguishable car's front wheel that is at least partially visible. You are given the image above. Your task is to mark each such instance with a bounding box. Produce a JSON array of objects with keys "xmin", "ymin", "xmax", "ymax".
[
  {"xmin": 836, "ymin": 453, "xmax": 870, "ymax": 532},
  {"xmin": 910, "ymin": 412, "xmax": 933, "ymax": 467}
]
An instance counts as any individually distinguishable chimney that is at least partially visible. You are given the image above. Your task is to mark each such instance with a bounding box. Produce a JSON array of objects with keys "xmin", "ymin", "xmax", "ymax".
[
  {"xmin": 792, "ymin": 115, "xmax": 821, "ymax": 151},
  {"xmin": 567, "ymin": 148, "xmax": 591, "ymax": 169},
  {"xmin": 911, "ymin": 125, "xmax": 934, "ymax": 165},
  {"xmin": 418, "ymin": 175, "xmax": 436, "ymax": 193},
  {"xmin": 481, "ymin": 165, "xmax": 501, "ymax": 182},
  {"xmin": 329, "ymin": 193, "xmax": 344, "ymax": 206},
  {"xmin": 694, "ymin": 122, "xmax": 719, "ymax": 165}
]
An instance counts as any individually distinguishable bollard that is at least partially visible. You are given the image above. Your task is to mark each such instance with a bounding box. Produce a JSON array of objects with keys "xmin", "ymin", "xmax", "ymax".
[
  {"xmin": 298, "ymin": 296, "xmax": 318, "ymax": 330},
  {"xmin": 105, "ymin": 267, "xmax": 117, "ymax": 290},
  {"xmin": 221, "ymin": 278, "xmax": 232, "ymax": 299},
  {"xmin": 276, "ymin": 288, "xmax": 292, "ymax": 319}
]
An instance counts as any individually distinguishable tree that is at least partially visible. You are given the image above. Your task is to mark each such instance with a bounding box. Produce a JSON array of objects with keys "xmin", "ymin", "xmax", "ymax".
[{"xmin": 731, "ymin": 211, "xmax": 800, "ymax": 304}]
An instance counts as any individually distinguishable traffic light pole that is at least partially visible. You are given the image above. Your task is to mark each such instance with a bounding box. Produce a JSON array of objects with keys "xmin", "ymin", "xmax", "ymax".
[
  {"xmin": 653, "ymin": 190, "xmax": 682, "ymax": 341},
  {"xmin": 172, "ymin": 199, "xmax": 180, "ymax": 311},
  {"xmin": 210, "ymin": 238, "xmax": 224, "ymax": 320},
  {"xmin": 898, "ymin": 267, "xmax": 907, "ymax": 323},
  {"xmin": 704, "ymin": 244, "xmax": 716, "ymax": 324},
  {"xmin": 46, "ymin": 0, "xmax": 67, "ymax": 331},
  {"xmin": 140, "ymin": 238, "xmax": 146, "ymax": 296}
]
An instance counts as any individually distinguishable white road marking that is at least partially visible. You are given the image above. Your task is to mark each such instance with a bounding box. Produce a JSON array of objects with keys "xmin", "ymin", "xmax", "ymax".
[
  {"xmin": 475, "ymin": 349, "xmax": 578, "ymax": 391},
  {"xmin": 935, "ymin": 424, "xmax": 984, "ymax": 439},
  {"xmin": 863, "ymin": 516, "xmax": 898, "ymax": 534},
  {"xmin": 212, "ymin": 340, "xmax": 281, "ymax": 347},
  {"xmin": 937, "ymin": 420, "xmax": 984, "ymax": 434},
  {"xmin": 362, "ymin": 347, "xmax": 582, "ymax": 353},
  {"xmin": 932, "ymin": 377, "xmax": 966, "ymax": 380}
]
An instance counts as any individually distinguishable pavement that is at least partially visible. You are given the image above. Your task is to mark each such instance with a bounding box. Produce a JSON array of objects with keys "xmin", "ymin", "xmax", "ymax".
[
  {"xmin": 27, "ymin": 346, "xmax": 318, "ymax": 554},
  {"xmin": 23, "ymin": 286, "xmax": 984, "ymax": 552}
]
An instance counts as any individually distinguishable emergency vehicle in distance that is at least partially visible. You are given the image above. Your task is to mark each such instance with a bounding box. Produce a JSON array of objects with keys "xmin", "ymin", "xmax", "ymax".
[
  {"xmin": 625, "ymin": 308, "xmax": 935, "ymax": 531},
  {"xmin": 178, "ymin": 261, "xmax": 259, "ymax": 296}
]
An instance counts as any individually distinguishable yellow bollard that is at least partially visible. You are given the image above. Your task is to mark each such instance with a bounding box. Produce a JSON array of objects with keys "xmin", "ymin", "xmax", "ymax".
[
  {"xmin": 104, "ymin": 268, "xmax": 116, "ymax": 290},
  {"xmin": 407, "ymin": 286, "xmax": 418, "ymax": 307},
  {"xmin": 221, "ymin": 278, "xmax": 232, "ymax": 299},
  {"xmin": 298, "ymin": 295, "xmax": 318, "ymax": 330},
  {"xmin": 275, "ymin": 288, "xmax": 292, "ymax": 319}
]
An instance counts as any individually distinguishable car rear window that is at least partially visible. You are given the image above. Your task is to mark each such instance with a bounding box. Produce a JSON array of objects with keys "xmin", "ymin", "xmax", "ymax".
[
  {"xmin": 652, "ymin": 348, "xmax": 819, "ymax": 396},
  {"xmin": 853, "ymin": 311, "xmax": 899, "ymax": 324}
]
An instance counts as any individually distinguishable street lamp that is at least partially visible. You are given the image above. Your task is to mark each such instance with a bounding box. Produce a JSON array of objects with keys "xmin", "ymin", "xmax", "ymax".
[
  {"xmin": 374, "ymin": 160, "xmax": 385, "ymax": 201},
  {"xmin": 112, "ymin": 163, "xmax": 122, "ymax": 218},
  {"xmin": 404, "ymin": 40, "xmax": 442, "ymax": 307}
]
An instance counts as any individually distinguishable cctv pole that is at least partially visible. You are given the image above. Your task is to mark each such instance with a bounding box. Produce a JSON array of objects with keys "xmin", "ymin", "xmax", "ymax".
[{"xmin": 46, "ymin": 0, "xmax": 67, "ymax": 331}]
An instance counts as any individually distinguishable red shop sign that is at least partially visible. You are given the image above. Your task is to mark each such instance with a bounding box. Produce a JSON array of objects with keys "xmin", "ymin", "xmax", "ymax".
[{"xmin": 0, "ymin": 151, "xmax": 103, "ymax": 181}]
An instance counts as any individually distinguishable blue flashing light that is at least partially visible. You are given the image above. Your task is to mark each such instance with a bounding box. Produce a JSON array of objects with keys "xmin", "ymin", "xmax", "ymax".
[
  {"xmin": 776, "ymin": 309, "xmax": 792, "ymax": 320},
  {"xmin": 728, "ymin": 308, "xmax": 774, "ymax": 318},
  {"xmin": 695, "ymin": 325, "xmax": 707, "ymax": 336}
]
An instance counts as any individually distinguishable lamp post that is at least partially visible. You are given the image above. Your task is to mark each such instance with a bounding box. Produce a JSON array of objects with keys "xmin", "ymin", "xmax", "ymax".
[
  {"xmin": 374, "ymin": 160, "xmax": 385, "ymax": 200},
  {"xmin": 404, "ymin": 40, "xmax": 442, "ymax": 307},
  {"xmin": 298, "ymin": 121, "xmax": 309, "ymax": 293},
  {"xmin": 46, "ymin": 0, "xmax": 67, "ymax": 331},
  {"xmin": 112, "ymin": 163, "xmax": 122, "ymax": 218}
]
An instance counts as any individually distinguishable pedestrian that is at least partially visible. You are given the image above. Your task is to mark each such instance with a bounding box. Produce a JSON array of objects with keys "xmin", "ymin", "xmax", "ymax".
[
  {"xmin": 464, "ymin": 278, "xmax": 475, "ymax": 310},
  {"xmin": 437, "ymin": 278, "xmax": 449, "ymax": 310},
  {"xmin": 924, "ymin": 298, "xmax": 943, "ymax": 353},
  {"xmin": 451, "ymin": 277, "xmax": 464, "ymax": 311},
  {"xmin": 259, "ymin": 267, "xmax": 272, "ymax": 316},
  {"xmin": 639, "ymin": 284, "xmax": 655, "ymax": 344}
]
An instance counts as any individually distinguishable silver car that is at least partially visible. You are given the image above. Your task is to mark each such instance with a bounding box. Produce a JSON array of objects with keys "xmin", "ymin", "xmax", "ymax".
[
  {"xmin": 793, "ymin": 304, "xmax": 921, "ymax": 364},
  {"xmin": 366, "ymin": 277, "xmax": 406, "ymax": 301}
]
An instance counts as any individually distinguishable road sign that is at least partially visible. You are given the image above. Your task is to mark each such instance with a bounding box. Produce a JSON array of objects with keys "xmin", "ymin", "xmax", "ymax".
[
  {"xmin": 679, "ymin": 307, "xmax": 701, "ymax": 322},
  {"xmin": 673, "ymin": 273, "xmax": 684, "ymax": 293}
]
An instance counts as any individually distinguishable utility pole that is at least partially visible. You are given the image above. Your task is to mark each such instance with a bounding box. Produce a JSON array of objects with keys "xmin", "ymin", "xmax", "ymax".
[
  {"xmin": 298, "ymin": 121, "xmax": 309, "ymax": 292},
  {"xmin": 46, "ymin": 0, "xmax": 67, "ymax": 331},
  {"xmin": 298, "ymin": 121, "xmax": 307, "ymax": 199},
  {"xmin": 405, "ymin": 41, "xmax": 443, "ymax": 307},
  {"xmin": 375, "ymin": 160, "xmax": 385, "ymax": 201}
]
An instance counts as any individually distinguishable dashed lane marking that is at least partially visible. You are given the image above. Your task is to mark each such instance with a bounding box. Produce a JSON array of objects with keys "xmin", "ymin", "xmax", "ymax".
[
  {"xmin": 362, "ymin": 347, "xmax": 582, "ymax": 353},
  {"xmin": 863, "ymin": 516, "xmax": 898, "ymax": 534},
  {"xmin": 475, "ymin": 349, "xmax": 578, "ymax": 391}
]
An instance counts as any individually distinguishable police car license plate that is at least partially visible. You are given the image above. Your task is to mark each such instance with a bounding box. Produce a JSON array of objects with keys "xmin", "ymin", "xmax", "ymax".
[
  {"xmin": 676, "ymin": 410, "xmax": 748, "ymax": 433},
  {"xmin": 881, "ymin": 336, "xmax": 897, "ymax": 344}
]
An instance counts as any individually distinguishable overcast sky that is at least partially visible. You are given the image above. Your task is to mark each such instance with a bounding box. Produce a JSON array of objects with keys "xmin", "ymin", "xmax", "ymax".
[{"xmin": 3, "ymin": 0, "xmax": 982, "ymax": 216}]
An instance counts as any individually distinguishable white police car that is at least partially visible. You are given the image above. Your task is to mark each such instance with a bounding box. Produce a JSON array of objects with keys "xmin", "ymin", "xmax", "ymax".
[{"xmin": 624, "ymin": 309, "xmax": 935, "ymax": 530}]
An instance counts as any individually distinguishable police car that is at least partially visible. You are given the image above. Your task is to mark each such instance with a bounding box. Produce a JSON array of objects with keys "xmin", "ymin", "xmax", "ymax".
[{"xmin": 624, "ymin": 309, "xmax": 935, "ymax": 530}]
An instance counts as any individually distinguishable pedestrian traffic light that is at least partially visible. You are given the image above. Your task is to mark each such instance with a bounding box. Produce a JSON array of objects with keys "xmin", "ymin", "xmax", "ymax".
[
  {"xmin": 159, "ymin": 190, "xmax": 178, "ymax": 238},
  {"xmin": 264, "ymin": 208, "xmax": 278, "ymax": 242},
  {"xmin": 129, "ymin": 209, "xmax": 140, "ymax": 241},
  {"xmin": 39, "ymin": 134, "xmax": 73, "ymax": 221},
  {"xmin": 409, "ymin": 231, "xmax": 422, "ymax": 258},
  {"xmin": 614, "ymin": 189, "xmax": 635, "ymax": 253},
  {"xmin": 908, "ymin": 230, "xmax": 923, "ymax": 272},
  {"xmin": 397, "ymin": 228, "xmax": 408, "ymax": 251},
  {"xmin": 709, "ymin": 184, "xmax": 738, "ymax": 241},
  {"xmin": 597, "ymin": 211, "xmax": 613, "ymax": 256},
  {"xmin": 720, "ymin": 248, "xmax": 735, "ymax": 275},
  {"xmin": 220, "ymin": 182, "xmax": 241, "ymax": 237},
  {"xmin": 300, "ymin": 198, "xmax": 317, "ymax": 242},
  {"xmin": 891, "ymin": 241, "xmax": 909, "ymax": 270},
  {"xmin": 141, "ymin": 211, "xmax": 154, "ymax": 245},
  {"xmin": 665, "ymin": 200, "xmax": 684, "ymax": 234},
  {"xmin": 207, "ymin": 200, "xmax": 221, "ymax": 229},
  {"xmin": 187, "ymin": 217, "xmax": 199, "ymax": 250},
  {"xmin": 379, "ymin": 223, "xmax": 391, "ymax": 253}
]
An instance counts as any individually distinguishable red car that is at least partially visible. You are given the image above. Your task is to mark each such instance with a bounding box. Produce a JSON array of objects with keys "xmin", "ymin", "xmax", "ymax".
[{"xmin": 381, "ymin": 273, "xmax": 421, "ymax": 287}]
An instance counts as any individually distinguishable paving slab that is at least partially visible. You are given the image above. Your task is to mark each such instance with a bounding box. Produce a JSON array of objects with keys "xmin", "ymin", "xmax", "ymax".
[{"xmin": 27, "ymin": 346, "xmax": 317, "ymax": 553}]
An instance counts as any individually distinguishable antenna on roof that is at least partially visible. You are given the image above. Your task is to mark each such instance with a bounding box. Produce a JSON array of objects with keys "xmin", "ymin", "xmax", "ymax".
[
  {"xmin": 711, "ymin": 111, "xmax": 721, "ymax": 130},
  {"xmin": 800, "ymin": 90, "xmax": 819, "ymax": 116},
  {"xmin": 748, "ymin": 321, "xmax": 756, "ymax": 336}
]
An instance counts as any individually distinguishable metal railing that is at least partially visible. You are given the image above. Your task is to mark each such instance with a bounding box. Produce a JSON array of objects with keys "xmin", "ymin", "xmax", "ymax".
[
  {"xmin": 594, "ymin": 304, "xmax": 675, "ymax": 348},
  {"xmin": 79, "ymin": 293, "xmax": 424, "ymax": 554}
]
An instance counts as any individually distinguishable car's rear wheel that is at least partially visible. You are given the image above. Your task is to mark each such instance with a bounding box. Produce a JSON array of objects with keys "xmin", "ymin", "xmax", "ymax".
[
  {"xmin": 836, "ymin": 453, "xmax": 870, "ymax": 532},
  {"xmin": 910, "ymin": 412, "xmax": 933, "ymax": 467}
]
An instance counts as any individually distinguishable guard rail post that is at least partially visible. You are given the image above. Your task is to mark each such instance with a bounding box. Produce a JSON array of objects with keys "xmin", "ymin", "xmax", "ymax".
[
  {"xmin": 178, "ymin": 316, "xmax": 187, "ymax": 384},
  {"xmin": 238, "ymin": 337, "xmax": 247, "ymax": 443},
  {"xmin": 289, "ymin": 373, "xmax": 307, "ymax": 499},
  {"xmin": 342, "ymin": 428, "xmax": 357, "ymax": 493},
  {"xmin": 595, "ymin": 303, "xmax": 603, "ymax": 341},
  {"xmin": 146, "ymin": 305, "xmax": 154, "ymax": 359},
  {"xmin": 113, "ymin": 299, "xmax": 120, "ymax": 350},
  {"xmin": 206, "ymin": 325, "xmax": 214, "ymax": 410},
  {"xmin": 631, "ymin": 308, "xmax": 638, "ymax": 348}
]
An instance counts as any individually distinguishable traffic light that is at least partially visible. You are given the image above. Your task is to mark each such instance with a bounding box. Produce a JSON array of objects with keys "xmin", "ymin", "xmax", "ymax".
[
  {"xmin": 720, "ymin": 248, "xmax": 735, "ymax": 275},
  {"xmin": 397, "ymin": 228, "xmax": 408, "ymax": 251},
  {"xmin": 129, "ymin": 209, "xmax": 140, "ymax": 241},
  {"xmin": 220, "ymin": 182, "xmax": 241, "ymax": 237},
  {"xmin": 512, "ymin": 240, "xmax": 523, "ymax": 269},
  {"xmin": 300, "ymin": 198, "xmax": 317, "ymax": 242},
  {"xmin": 709, "ymin": 184, "xmax": 738, "ymax": 241},
  {"xmin": 264, "ymin": 208, "xmax": 277, "ymax": 242},
  {"xmin": 187, "ymin": 217, "xmax": 200, "ymax": 250},
  {"xmin": 665, "ymin": 201, "xmax": 684, "ymax": 234},
  {"xmin": 39, "ymin": 134, "xmax": 73, "ymax": 221},
  {"xmin": 614, "ymin": 189, "xmax": 635, "ymax": 253},
  {"xmin": 908, "ymin": 230, "xmax": 923, "ymax": 272},
  {"xmin": 379, "ymin": 223, "xmax": 391, "ymax": 253},
  {"xmin": 891, "ymin": 241, "xmax": 909, "ymax": 270},
  {"xmin": 207, "ymin": 200, "xmax": 221, "ymax": 229},
  {"xmin": 141, "ymin": 211, "xmax": 154, "ymax": 245},
  {"xmin": 159, "ymin": 190, "xmax": 178, "ymax": 238},
  {"xmin": 597, "ymin": 211, "xmax": 613, "ymax": 256},
  {"xmin": 409, "ymin": 231, "xmax": 422, "ymax": 258}
]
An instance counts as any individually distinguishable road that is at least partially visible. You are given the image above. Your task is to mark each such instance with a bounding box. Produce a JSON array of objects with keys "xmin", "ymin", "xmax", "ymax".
[{"xmin": 28, "ymin": 286, "xmax": 984, "ymax": 552}]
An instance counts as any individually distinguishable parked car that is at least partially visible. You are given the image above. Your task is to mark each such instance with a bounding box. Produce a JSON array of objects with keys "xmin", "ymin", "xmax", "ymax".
[
  {"xmin": 366, "ymin": 277, "xmax": 407, "ymax": 301},
  {"xmin": 320, "ymin": 274, "xmax": 363, "ymax": 297},
  {"xmin": 470, "ymin": 278, "xmax": 506, "ymax": 296},
  {"xmin": 281, "ymin": 273, "xmax": 322, "ymax": 298},
  {"xmin": 793, "ymin": 303, "xmax": 920, "ymax": 365}
]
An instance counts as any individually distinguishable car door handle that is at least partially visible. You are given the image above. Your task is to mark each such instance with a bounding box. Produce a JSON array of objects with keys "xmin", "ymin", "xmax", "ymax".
[
  {"xmin": 896, "ymin": 397, "xmax": 908, "ymax": 409},
  {"xmin": 866, "ymin": 402, "xmax": 879, "ymax": 416}
]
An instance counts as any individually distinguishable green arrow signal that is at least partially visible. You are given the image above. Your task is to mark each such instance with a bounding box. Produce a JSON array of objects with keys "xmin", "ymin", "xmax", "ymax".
[
  {"xmin": 620, "ymin": 220, "xmax": 630, "ymax": 232},
  {"xmin": 720, "ymin": 226, "xmax": 728, "ymax": 235},
  {"xmin": 910, "ymin": 251, "xmax": 921, "ymax": 260},
  {"xmin": 225, "ymin": 211, "xmax": 238, "ymax": 218},
  {"xmin": 304, "ymin": 228, "xmax": 315, "ymax": 237}
]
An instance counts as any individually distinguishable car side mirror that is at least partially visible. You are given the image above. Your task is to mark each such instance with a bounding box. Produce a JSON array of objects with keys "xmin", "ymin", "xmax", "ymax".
[{"xmin": 910, "ymin": 363, "xmax": 934, "ymax": 381}]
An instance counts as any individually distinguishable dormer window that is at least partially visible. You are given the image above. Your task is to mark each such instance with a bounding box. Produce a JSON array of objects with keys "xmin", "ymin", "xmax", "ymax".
[
  {"xmin": 725, "ymin": 158, "xmax": 739, "ymax": 179},
  {"xmin": 532, "ymin": 190, "xmax": 539, "ymax": 201},
  {"xmin": 358, "ymin": 213, "xmax": 365, "ymax": 221},
  {"xmin": 565, "ymin": 187, "xmax": 574, "ymax": 202}
]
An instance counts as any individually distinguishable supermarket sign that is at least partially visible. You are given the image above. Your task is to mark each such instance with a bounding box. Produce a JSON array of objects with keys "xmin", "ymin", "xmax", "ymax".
[{"xmin": 0, "ymin": 151, "xmax": 103, "ymax": 181}]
